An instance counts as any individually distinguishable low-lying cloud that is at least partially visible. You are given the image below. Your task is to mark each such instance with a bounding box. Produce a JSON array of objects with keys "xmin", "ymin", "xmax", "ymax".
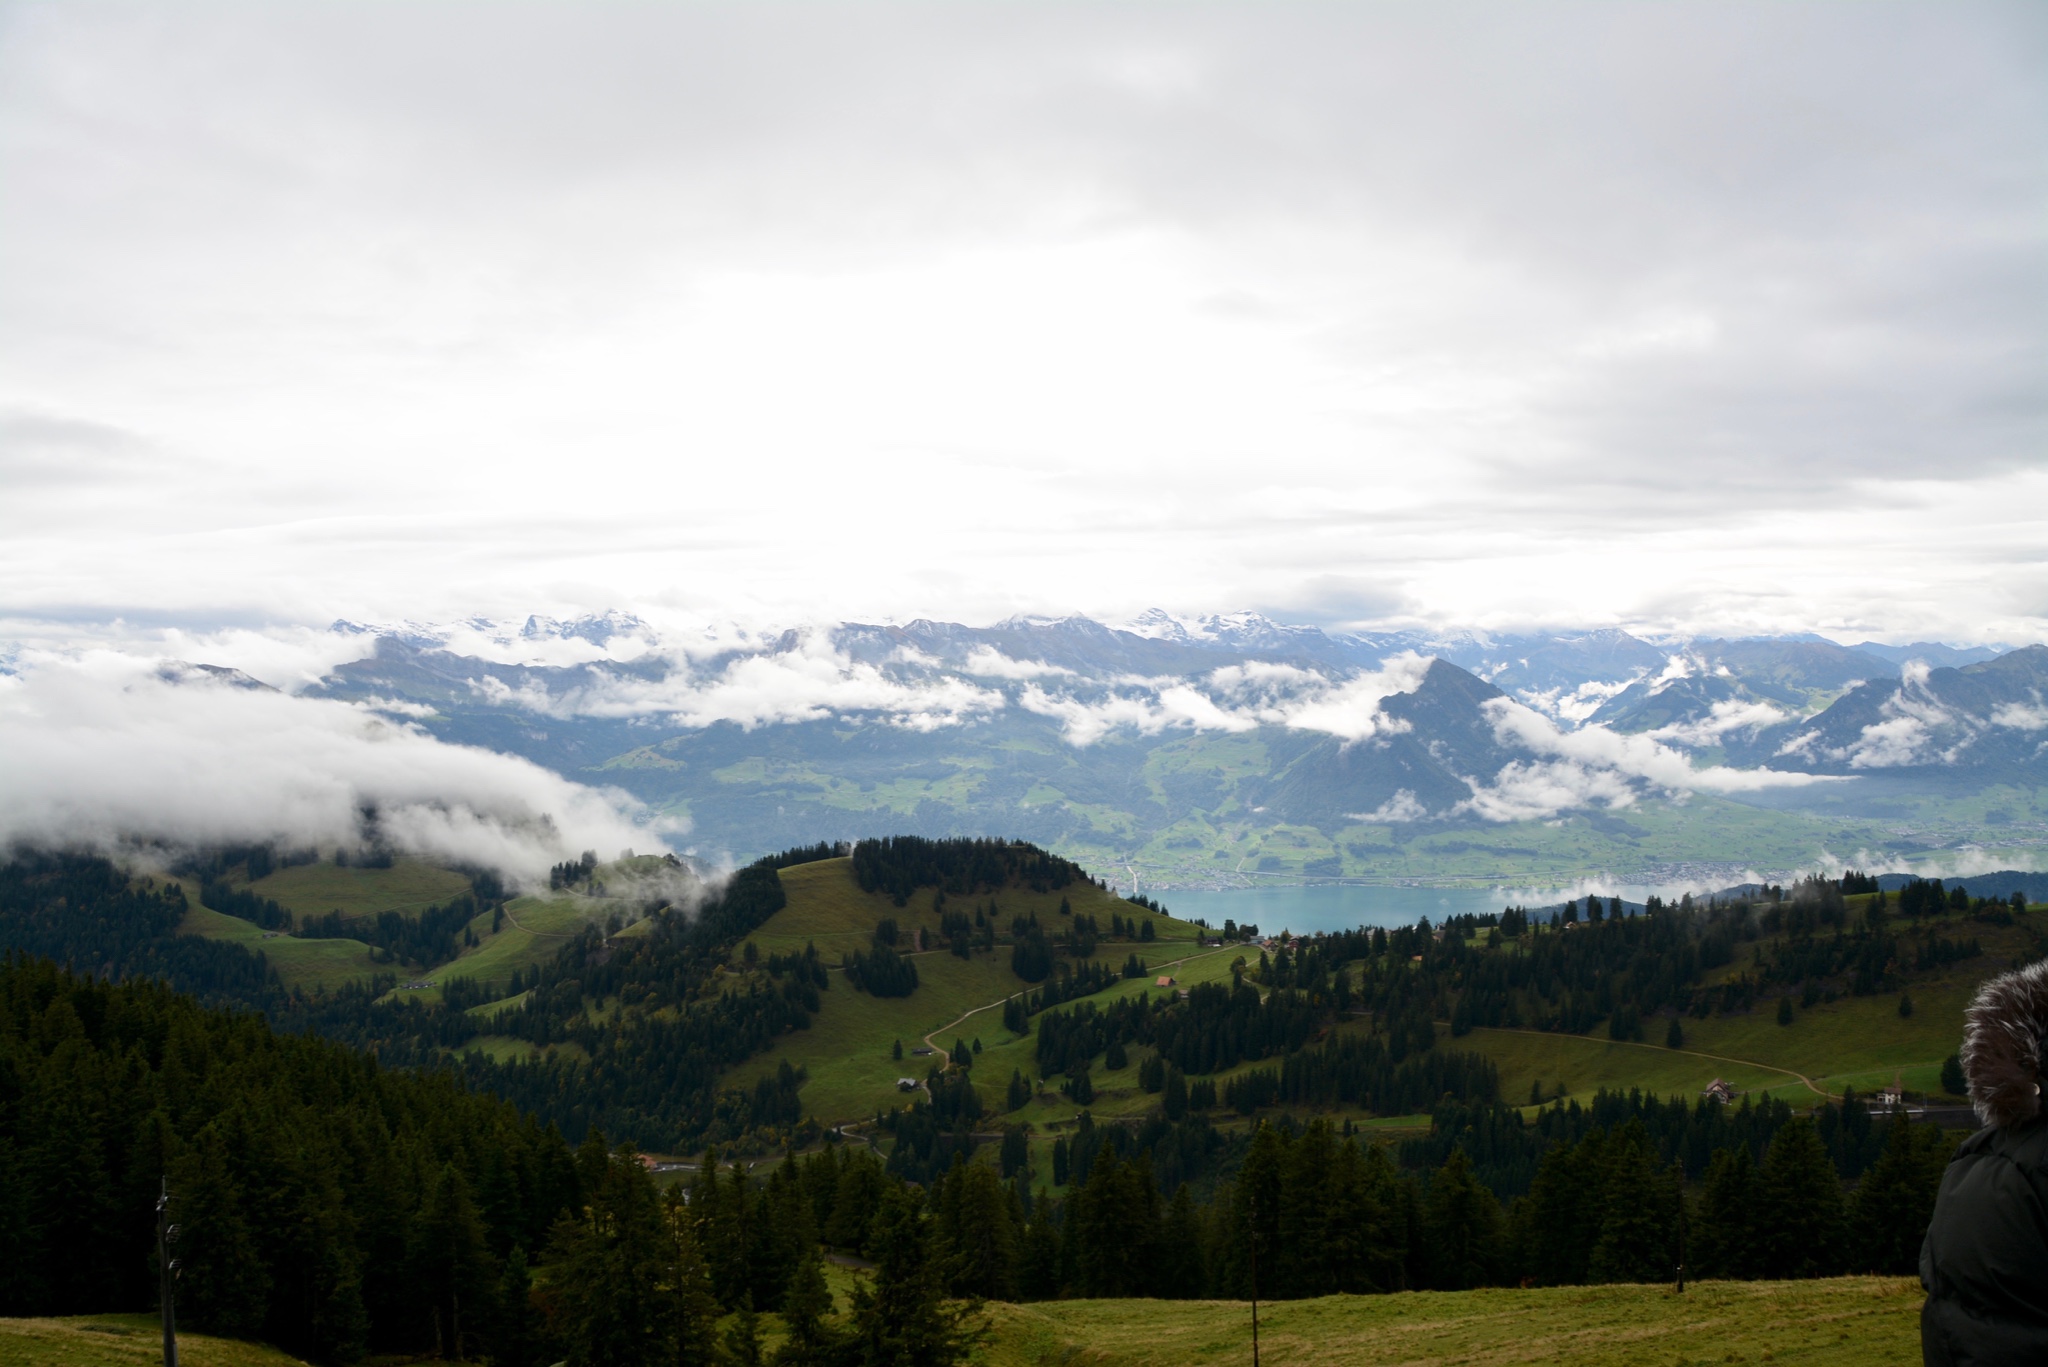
[
  {"xmin": 0, "ymin": 650, "xmax": 671, "ymax": 885},
  {"xmin": 1019, "ymin": 653, "xmax": 1434, "ymax": 746},
  {"xmin": 480, "ymin": 631, "xmax": 1007, "ymax": 732}
]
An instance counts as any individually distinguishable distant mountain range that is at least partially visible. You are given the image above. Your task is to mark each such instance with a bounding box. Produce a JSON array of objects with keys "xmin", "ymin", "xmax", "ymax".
[{"xmin": 305, "ymin": 611, "xmax": 2046, "ymax": 886}]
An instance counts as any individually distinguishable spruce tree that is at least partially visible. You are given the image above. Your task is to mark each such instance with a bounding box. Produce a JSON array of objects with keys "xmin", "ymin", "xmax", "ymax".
[
  {"xmin": 845, "ymin": 1185, "xmax": 983, "ymax": 1367},
  {"xmin": 1587, "ymin": 1122, "xmax": 1673, "ymax": 1284},
  {"xmin": 722, "ymin": 1295, "xmax": 763, "ymax": 1367},
  {"xmin": 1759, "ymin": 1118, "xmax": 1846, "ymax": 1278},
  {"xmin": 1162, "ymin": 1067, "xmax": 1189, "ymax": 1122},
  {"xmin": 1421, "ymin": 1149, "xmax": 1502, "ymax": 1290},
  {"xmin": 169, "ymin": 1130, "xmax": 271, "ymax": 1337},
  {"xmin": 1848, "ymin": 1113, "xmax": 1954, "ymax": 1274},
  {"xmin": 412, "ymin": 1163, "xmax": 496, "ymax": 1360},
  {"xmin": 774, "ymin": 1249, "xmax": 838, "ymax": 1365},
  {"xmin": 1690, "ymin": 1147, "xmax": 1760, "ymax": 1279}
]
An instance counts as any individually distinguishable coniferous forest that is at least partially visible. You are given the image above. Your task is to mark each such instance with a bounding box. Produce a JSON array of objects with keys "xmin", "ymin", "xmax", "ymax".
[{"xmin": 0, "ymin": 841, "xmax": 1981, "ymax": 1366}]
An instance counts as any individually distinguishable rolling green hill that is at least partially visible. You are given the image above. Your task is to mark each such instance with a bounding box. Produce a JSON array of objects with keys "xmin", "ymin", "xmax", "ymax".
[
  {"xmin": 722, "ymin": 856, "xmax": 1212, "ymax": 1125},
  {"xmin": 246, "ymin": 858, "xmax": 471, "ymax": 919},
  {"xmin": 171, "ymin": 857, "xmax": 635, "ymax": 1001},
  {"xmin": 131, "ymin": 844, "xmax": 2043, "ymax": 1188},
  {"xmin": 732, "ymin": 871, "xmax": 2030, "ymax": 1141}
]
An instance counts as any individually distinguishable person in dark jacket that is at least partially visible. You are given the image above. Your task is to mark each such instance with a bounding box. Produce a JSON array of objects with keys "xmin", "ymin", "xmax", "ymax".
[{"xmin": 1921, "ymin": 958, "xmax": 2048, "ymax": 1365}]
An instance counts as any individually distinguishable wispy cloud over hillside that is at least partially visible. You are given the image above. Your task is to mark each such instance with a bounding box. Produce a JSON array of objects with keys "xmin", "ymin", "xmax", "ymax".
[{"xmin": 0, "ymin": 649, "xmax": 668, "ymax": 883}]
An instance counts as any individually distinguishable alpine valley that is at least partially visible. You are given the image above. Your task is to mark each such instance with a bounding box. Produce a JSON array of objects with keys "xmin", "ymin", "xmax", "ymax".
[{"xmin": 303, "ymin": 611, "xmax": 2048, "ymax": 888}]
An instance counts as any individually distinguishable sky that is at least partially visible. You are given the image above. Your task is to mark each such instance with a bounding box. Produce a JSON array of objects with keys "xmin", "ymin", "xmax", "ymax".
[{"xmin": 2, "ymin": 0, "xmax": 2045, "ymax": 644}]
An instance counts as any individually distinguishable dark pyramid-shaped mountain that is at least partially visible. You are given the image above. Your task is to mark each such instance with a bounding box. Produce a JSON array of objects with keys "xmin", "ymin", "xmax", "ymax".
[{"xmin": 1251, "ymin": 660, "xmax": 1528, "ymax": 826}]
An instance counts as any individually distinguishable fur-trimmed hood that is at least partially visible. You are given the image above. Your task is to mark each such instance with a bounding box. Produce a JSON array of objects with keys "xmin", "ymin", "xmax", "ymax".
[{"xmin": 1964, "ymin": 959, "xmax": 2048, "ymax": 1127}]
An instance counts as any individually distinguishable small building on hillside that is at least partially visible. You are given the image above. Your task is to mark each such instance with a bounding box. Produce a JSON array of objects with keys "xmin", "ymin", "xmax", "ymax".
[
  {"xmin": 1702, "ymin": 1078, "xmax": 1735, "ymax": 1105},
  {"xmin": 896, "ymin": 1077, "xmax": 921, "ymax": 1092},
  {"xmin": 1879, "ymin": 1073, "xmax": 1905, "ymax": 1111},
  {"xmin": 1155, "ymin": 975, "xmax": 1176, "ymax": 988}
]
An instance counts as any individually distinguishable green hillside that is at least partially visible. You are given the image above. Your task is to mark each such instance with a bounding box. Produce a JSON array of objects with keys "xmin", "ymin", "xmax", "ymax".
[
  {"xmin": 0, "ymin": 1316, "xmax": 307, "ymax": 1367},
  {"xmin": 977, "ymin": 1277, "xmax": 1921, "ymax": 1367},
  {"xmin": 172, "ymin": 856, "xmax": 630, "ymax": 1001},
  {"xmin": 724, "ymin": 856, "xmax": 1213, "ymax": 1125},
  {"xmin": 1449, "ymin": 891, "xmax": 2035, "ymax": 1108},
  {"xmin": 246, "ymin": 858, "xmax": 470, "ymax": 919},
  {"xmin": 729, "ymin": 868, "xmax": 2031, "ymax": 1151},
  {"xmin": 173, "ymin": 883, "xmax": 380, "ymax": 991}
]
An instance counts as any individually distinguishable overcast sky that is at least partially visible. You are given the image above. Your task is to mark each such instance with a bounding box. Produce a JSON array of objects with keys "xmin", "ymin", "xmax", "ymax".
[{"xmin": 2, "ymin": 1, "xmax": 2043, "ymax": 644}]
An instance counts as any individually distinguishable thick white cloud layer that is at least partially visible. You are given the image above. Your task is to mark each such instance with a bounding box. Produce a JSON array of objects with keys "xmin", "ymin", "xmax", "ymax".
[
  {"xmin": 0, "ymin": 4, "xmax": 2040, "ymax": 642},
  {"xmin": 0, "ymin": 651, "xmax": 667, "ymax": 884},
  {"xmin": 1352, "ymin": 696, "xmax": 1846, "ymax": 825}
]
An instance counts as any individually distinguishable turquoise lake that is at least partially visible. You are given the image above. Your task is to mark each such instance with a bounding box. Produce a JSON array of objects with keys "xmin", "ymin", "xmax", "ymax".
[{"xmin": 1153, "ymin": 882, "xmax": 1699, "ymax": 936}]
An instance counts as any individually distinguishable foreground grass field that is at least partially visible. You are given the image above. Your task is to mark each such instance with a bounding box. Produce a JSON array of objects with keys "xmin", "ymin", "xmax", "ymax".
[
  {"xmin": 0, "ymin": 1315, "xmax": 305, "ymax": 1367},
  {"xmin": 1, "ymin": 1279, "xmax": 1920, "ymax": 1367},
  {"xmin": 976, "ymin": 1277, "xmax": 1923, "ymax": 1367}
]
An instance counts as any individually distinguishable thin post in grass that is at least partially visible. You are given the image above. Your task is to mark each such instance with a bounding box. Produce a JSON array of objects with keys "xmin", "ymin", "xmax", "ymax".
[
  {"xmin": 1673, "ymin": 1159, "xmax": 1687, "ymax": 1293},
  {"xmin": 1248, "ymin": 1188, "xmax": 1261, "ymax": 1367},
  {"xmin": 156, "ymin": 1177, "xmax": 179, "ymax": 1367}
]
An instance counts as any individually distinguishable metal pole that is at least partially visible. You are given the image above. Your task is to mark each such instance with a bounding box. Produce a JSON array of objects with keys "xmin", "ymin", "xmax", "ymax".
[
  {"xmin": 1673, "ymin": 1159, "xmax": 1687, "ymax": 1293},
  {"xmin": 1248, "ymin": 1189, "xmax": 1260, "ymax": 1367},
  {"xmin": 156, "ymin": 1178, "xmax": 178, "ymax": 1367}
]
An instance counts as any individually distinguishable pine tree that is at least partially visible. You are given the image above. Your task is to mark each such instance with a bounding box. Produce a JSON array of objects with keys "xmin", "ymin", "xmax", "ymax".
[
  {"xmin": 1665, "ymin": 1017, "xmax": 1684, "ymax": 1049},
  {"xmin": 722, "ymin": 1295, "xmax": 763, "ymax": 1367},
  {"xmin": 169, "ymin": 1129, "xmax": 271, "ymax": 1337},
  {"xmin": 488, "ymin": 1247, "xmax": 538, "ymax": 1367},
  {"xmin": 1849, "ymin": 1113, "xmax": 1954, "ymax": 1274},
  {"xmin": 412, "ymin": 1163, "xmax": 497, "ymax": 1360},
  {"xmin": 774, "ymin": 1248, "xmax": 838, "ymax": 1365},
  {"xmin": 845, "ymin": 1186, "xmax": 984, "ymax": 1367},
  {"xmin": 1759, "ymin": 1118, "xmax": 1845, "ymax": 1278},
  {"xmin": 1587, "ymin": 1122, "xmax": 1673, "ymax": 1284},
  {"xmin": 663, "ymin": 1220, "xmax": 717, "ymax": 1367},
  {"xmin": 1421, "ymin": 1149, "xmax": 1502, "ymax": 1290},
  {"xmin": 1158, "ymin": 1184, "xmax": 1208, "ymax": 1298},
  {"xmin": 543, "ymin": 1147, "xmax": 672, "ymax": 1367},
  {"xmin": 1162, "ymin": 1068, "xmax": 1189, "ymax": 1122},
  {"xmin": 1014, "ymin": 1205, "xmax": 1061, "ymax": 1302},
  {"xmin": 938, "ymin": 1162, "xmax": 1017, "ymax": 1299},
  {"xmin": 1940, "ymin": 1053, "xmax": 1966, "ymax": 1096},
  {"xmin": 999, "ymin": 1128, "xmax": 1029, "ymax": 1180},
  {"xmin": 1690, "ymin": 1147, "xmax": 1760, "ymax": 1279},
  {"xmin": 1517, "ymin": 1131, "xmax": 1604, "ymax": 1285}
]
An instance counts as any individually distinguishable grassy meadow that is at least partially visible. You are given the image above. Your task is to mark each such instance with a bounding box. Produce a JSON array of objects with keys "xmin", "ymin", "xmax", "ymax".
[
  {"xmin": 174, "ymin": 885, "xmax": 380, "ymax": 992},
  {"xmin": 174, "ymin": 856, "xmax": 619, "ymax": 1001},
  {"xmin": 246, "ymin": 858, "xmax": 471, "ymax": 920},
  {"xmin": 0, "ymin": 1278, "xmax": 1922, "ymax": 1367},
  {"xmin": 0, "ymin": 1316, "xmax": 306, "ymax": 1367},
  {"xmin": 973, "ymin": 1277, "xmax": 1923, "ymax": 1367}
]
